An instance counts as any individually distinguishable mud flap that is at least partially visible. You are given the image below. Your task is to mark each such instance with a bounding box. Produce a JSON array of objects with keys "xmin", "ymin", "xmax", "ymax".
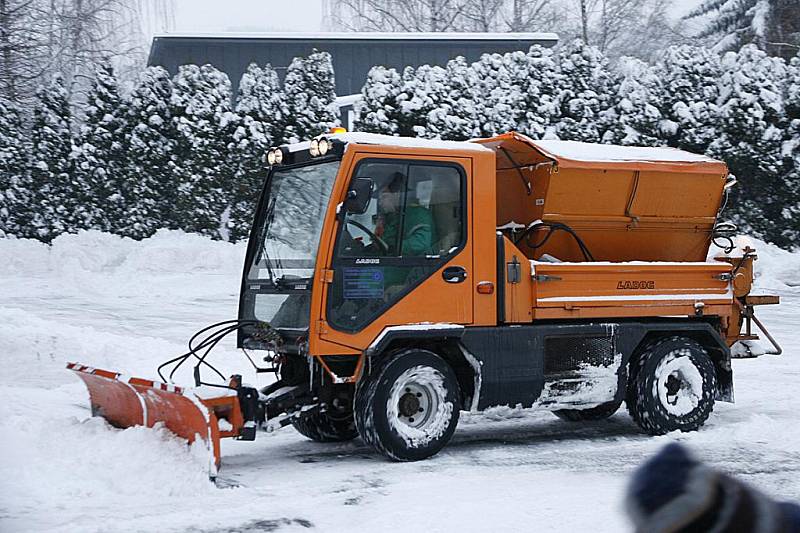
[{"xmin": 67, "ymin": 363, "xmax": 222, "ymax": 477}]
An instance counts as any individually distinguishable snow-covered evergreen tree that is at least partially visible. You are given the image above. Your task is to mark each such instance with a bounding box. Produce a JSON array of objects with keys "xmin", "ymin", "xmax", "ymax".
[
  {"xmin": 520, "ymin": 45, "xmax": 562, "ymax": 139},
  {"xmin": 25, "ymin": 75, "xmax": 74, "ymax": 241},
  {"xmin": 472, "ymin": 52, "xmax": 525, "ymax": 136},
  {"xmin": 282, "ymin": 50, "xmax": 337, "ymax": 142},
  {"xmin": 604, "ymin": 57, "xmax": 665, "ymax": 146},
  {"xmin": 555, "ymin": 40, "xmax": 618, "ymax": 143},
  {"xmin": 71, "ymin": 61, "xmax": 127, "ymax": 232},
  {"xmin": 421, "ymin": 56, "xmax": 480, "ymax": 140},
  {"xmin": 170, "ymin": 64, "xmax": 236, "ymax": 238},
  {"xmin": 710, "ymin": 45, "xmax": 792, "ymax": 245},
  {"xmin": 119, "ymin": 66, "xmax": 175, "ymax": 239},
  {"xmin": 685, "ymin": 0, "xmax": 799, "ymax": 59},
  {"xmin": 392, "ymin": 65, "xmax": 432, "ymax": 136},
  {"xmin": 780, "ymin": 52, "xmax": 800, "ymax": 244},
  {"xmin": 354, "ymin": 66, "xmax": 403, "ymax": 135},
  {"xmin": 654, "ymin": 45, "xmax": 723, "ymax": 154},
  {"xmin": 228, "ymin": 63, "xmax": 283, "ymax": 242},
  {"xmin": 398, "ymin": 64, "xmax": 453, "ymax": 138},
  {"xmin": 0, "ymin": 98, "xmax": 28, "ymax": 236}
]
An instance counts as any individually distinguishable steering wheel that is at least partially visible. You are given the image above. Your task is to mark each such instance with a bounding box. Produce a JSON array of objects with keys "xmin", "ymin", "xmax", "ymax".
[{"xmin": 346, "ymin": 219, "xmax": 389, "ymax": 254}]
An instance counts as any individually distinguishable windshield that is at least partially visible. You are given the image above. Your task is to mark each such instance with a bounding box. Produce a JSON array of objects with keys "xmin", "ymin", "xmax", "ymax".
[
  {"xmin": 247, "ymin": 160, "xmax": 340, "ymax": 327},
  {"xmin": 250, "ymin": 160, "xmax": 340, "ymax": 283}
]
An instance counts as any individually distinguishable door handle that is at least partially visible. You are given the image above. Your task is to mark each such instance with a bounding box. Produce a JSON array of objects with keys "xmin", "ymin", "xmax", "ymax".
[{"xmin": 442, "ymin": 266, "xmax": 467, "ymax": 283}]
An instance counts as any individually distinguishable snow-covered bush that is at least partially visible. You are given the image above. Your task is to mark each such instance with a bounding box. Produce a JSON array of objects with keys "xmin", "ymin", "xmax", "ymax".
[
  {"xmin": 0, "ymin": 98, "xmax": 29, "ymax": 237},
  {"xmin": 26, "ymin": 75, "xmax": 74, "ymax": 242},
  {"xmin": 120, "ymin": 66, "xmax": 175, "ymax": 239},
  {"xmin": 604, "ymin": 57, "xmax": 665, "ymax": 146},
  {"xmin": 654, "ymin": 45, "xmax": 722, "ymax": 154},
  {"xmin": 2, "ymin": 44, "xmax": 800, "ymax": 250},
  {"xmin": 71, "ymin": 61, "xmax": 127, "ymax": 233},
  {"xmin": 554, "ymin": 40, "xmax": 618, "ymax": 143},
  {"xmin": 355, "ymin": 65, "xmax": 403, "ymax": 135},
  {"xmin": 710, "ymin": 45, "xmax": 795, "ymax": 246},
  {"xmin": 227, "ymin": 63, "xmax": 284, "ymax": 242},
  {"xmin": 282, "ymin": 50, "xmax": 337, "ymax": 143},
  {"xmin": 169, "ymin": 64, "xmax": 236, "ymax": 239}
]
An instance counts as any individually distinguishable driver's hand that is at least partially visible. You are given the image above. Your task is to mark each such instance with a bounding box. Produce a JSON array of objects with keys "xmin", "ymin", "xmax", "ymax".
[
  {"xmin": 364, "ymin": 241, "xmax": 383, "ymax": 256},
  {"xmin": 341, "ymin": 229, "xmax": 365, "ymax": 255}
]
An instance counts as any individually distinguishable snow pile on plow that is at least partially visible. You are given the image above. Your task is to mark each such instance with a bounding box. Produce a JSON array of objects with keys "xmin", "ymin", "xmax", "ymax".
[
  {"xmin": 67, "ymin": 363, "xmax": 222, "ymax": 474},
  {"xmin": 0, "ymin": 384, "xmax": 213, "ymax": 532}
]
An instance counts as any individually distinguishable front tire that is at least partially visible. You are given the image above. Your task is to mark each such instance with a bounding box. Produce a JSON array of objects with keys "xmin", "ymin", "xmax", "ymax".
[
  {"xmin": 626, "ymin": 336, "xmax": 717, "ymax": 435},
  {"xmin": 354, "ymin": 349, "xmax": 461, "ymax": 461}
]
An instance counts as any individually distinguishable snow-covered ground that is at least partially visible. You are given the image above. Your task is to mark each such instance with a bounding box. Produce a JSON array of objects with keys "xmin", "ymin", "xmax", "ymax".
[{"xmin": 1, "ymin": 230, "xmax": 798, "ymax": 532}]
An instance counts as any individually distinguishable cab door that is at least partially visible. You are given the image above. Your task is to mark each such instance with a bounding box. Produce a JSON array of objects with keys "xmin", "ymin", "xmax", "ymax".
[{"xmin": 319, "ymin": 154, "xmax": 474, "ymax": 351}]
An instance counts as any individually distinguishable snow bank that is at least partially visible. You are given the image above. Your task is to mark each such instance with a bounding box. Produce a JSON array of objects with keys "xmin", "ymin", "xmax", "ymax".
[
  {"xmin": 0, "ymin": 385, "xmax": 215, "ymax": 532},
  {"xmin": 0, "ymin": 306, "xmax": 192, "ymax": 387},
  {"xmin": 0, "ymin": 229, "xmax": 246, "ymax": 277},
  {"xmin": 0, "ymin": 230, "xmax": 251, "ymax": 388}
]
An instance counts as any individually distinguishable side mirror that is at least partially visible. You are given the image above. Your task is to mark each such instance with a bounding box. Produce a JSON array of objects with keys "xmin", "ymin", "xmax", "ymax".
[{"xmin": 344, "ymin": 177, "xmax": 373, "ymax": 214}]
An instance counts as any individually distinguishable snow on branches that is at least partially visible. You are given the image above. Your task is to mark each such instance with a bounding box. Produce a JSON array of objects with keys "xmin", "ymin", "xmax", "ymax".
[{"xmin": 2, "ymin": 44, "xmax": 800, "ymax": 248}]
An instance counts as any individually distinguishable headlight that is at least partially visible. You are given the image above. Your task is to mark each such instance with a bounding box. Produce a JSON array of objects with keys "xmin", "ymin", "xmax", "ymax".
[
  {"xmin": 317, "ymin": 137, "xmax": 331, "ymax": 156},
  {"xmin": 309, "ymin": 139, "xmax": 320, "ymax": 157},
  {"xmin": 267, "ymin": 148, "xmax": 283, "ymax": 165}
]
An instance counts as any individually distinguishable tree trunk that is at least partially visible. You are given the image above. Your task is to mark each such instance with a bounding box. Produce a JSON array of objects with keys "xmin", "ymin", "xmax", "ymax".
[{"xmin": 580, "ymin": 0, "xmax": 589, "ymax": 44}]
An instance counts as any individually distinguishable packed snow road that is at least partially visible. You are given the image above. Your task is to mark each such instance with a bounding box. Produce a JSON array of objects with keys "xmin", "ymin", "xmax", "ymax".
[{"xmin": 1, "ymin": 231, "xmax": 798, "ymax": 532}]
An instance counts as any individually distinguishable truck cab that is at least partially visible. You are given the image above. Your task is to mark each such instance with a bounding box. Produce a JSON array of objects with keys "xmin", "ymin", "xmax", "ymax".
[{"xmin": 238, "ymin": 131, "xmax": 779, "ymax": 461}]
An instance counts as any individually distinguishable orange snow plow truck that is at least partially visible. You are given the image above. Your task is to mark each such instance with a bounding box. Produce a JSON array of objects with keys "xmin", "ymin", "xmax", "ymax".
[{"xmin": 69, "ymin": 131, "xmax": 781, "ymax": 474}]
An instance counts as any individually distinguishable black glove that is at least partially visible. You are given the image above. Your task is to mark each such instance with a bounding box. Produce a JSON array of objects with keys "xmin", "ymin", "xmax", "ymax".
[{"xmin": 626, "ymin": 443, "xmax": 800, "ymax": 533}]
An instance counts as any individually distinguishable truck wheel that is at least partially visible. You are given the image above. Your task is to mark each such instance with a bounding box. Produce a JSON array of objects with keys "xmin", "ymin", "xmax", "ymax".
[
  {"xmin": 354, "ymin": 349, "xmax": 461, "ymax": 461},
  {"xmin": 626, "ymin": 336, "xmax": 717, "ymax": 435},
  {"xmin": 552, "ymin": 400, "xmax": 622, "ymax": 422},
  {"xmin": 292, "ymin": 411, "xmax": 358, "ymax": 442}
]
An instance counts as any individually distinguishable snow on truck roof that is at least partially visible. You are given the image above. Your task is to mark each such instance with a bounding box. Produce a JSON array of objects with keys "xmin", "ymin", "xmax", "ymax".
[
  {"xmin": 475, "ymin": 132, "xmax": 728, "ymax": 174},
  {"xmin": 533, "ymin": 140, "xmax": 720, "ymax": 164},
  {"xmin": 286, "ymin": 132, "xmax": 726, "ymax": 174},
  {"xmin": 331, "ymin": 132, "xmax": 492, "ymax": 152}
]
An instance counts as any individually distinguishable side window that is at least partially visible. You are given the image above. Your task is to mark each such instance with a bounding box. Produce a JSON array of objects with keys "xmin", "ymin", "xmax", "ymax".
[{"xmin": 328, "ymin": 160, "xmax": 465, "ymax": 331}]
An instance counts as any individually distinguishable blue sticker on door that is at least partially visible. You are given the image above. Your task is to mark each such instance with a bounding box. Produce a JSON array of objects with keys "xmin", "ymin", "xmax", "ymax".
[{"xmin": 343, "ymin": 268, "xmax": 384, "ymax": 299}]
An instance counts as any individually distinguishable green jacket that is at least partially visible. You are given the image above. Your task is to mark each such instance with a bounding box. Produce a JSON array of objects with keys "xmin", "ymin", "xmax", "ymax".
[{"xmin": 382, "ymin": 205, "xmax": 435, "ymax": 256}]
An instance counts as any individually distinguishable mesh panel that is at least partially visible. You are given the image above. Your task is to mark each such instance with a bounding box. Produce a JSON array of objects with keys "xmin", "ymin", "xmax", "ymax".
[{"xmin": 544, "ymin": 336, "xmax": 614, "ymax": 374}]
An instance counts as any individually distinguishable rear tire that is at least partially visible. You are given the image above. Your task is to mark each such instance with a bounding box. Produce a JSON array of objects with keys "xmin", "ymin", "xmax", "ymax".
[
  {"xmin": 553, "ymin": 400, "xmax": 622, "ymax": 422},
  {"xmin": 626, "ymin": 336, "xmax": 717, "ymax": 435},
  {"xmin": 292, "ymin": 411, "xmax": 358, "ymax": 442},
  {"xmin": 355, "ymin": 349, "xmax": 461, "ymax": 461}
]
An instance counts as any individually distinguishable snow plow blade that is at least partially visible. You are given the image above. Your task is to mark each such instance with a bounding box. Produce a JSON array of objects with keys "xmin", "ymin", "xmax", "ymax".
[{"xmin": 67, "ymin": 363, "xmax": 223, "ymax": 475}]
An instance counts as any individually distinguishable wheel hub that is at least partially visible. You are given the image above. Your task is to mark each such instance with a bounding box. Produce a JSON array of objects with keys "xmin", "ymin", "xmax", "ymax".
[
  {"xmin": 665, "ymin": 374, "xmax": 683, "ymax": 399},
  {"xmin": 654, "ymin": 352, "xmax": 705, "ymax": 416},
  {"xmin": 399, "ymin": 392, "xmax": 421, "ymax": 417},
  {"xmin": 394, "ymin": 381, "xmax": 437, "ymax": 429}
]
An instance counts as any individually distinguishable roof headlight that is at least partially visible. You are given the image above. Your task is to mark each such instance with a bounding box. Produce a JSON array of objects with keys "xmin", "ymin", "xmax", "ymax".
[
  {"xmin": 318, "ymin": 137, "xmax": 331, "ymax": 156},
  {"xmin": 267, "ymin": 148, "xmax": 283, "ymax": 165},
  {"xmin": 309, "ymin": 139, "xmax": 321, "ymax": 157}
]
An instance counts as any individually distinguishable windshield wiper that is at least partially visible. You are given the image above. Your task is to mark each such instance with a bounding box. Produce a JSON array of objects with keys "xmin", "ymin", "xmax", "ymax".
[{"xmin": 255, "ymin": 197, "xmax": 279, "ymax": 284}]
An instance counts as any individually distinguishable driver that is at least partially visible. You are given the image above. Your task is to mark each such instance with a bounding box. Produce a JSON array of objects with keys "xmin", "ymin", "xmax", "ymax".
[{"xmin": 374, "ymin": 172, "xmax": 435, "ymax": 257}]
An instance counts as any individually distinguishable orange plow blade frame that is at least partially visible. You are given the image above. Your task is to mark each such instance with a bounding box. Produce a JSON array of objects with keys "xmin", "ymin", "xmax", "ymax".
[{"xmin": 67, "ymin": 362, "xmax": 225, "ymax": 476}]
